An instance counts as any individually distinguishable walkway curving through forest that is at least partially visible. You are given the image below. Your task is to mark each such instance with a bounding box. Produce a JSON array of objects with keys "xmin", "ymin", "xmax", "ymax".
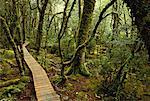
[{"xmin": 23, "ymin": 44, "xmax": 60, "ymax": 101}]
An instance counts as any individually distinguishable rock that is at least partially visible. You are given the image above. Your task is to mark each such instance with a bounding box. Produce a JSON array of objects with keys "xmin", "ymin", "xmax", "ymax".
[{"xmin": 63, "ymin": 95, "xmax": 69, "ymax": 101}]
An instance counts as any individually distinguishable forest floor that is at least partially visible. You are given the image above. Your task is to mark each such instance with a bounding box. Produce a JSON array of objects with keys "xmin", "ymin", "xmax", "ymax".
[
  {"xmin": 42, "ymin": 52, "xmax": 150, "ymax": 101},
  {"xmin": 32, "ymin": 52, "xmax": 102, "ymax": 101},
  {"xmin": 0, "ymin": 49, "xmax": 36, "ymax": 101},
  {"xmin": 16, "ymin": 72, "xmax": 36, "ymax": 101},
  {"xmin": 0, "ymin": 65, "xmax": 36, "ymax": 101},
  {"xmin": 47, "ymin": 69, "xmax": 101, "ymax": 101},
  {"xmin": 1, "ymin": 49, "xmax": 150, "ymax": 101}
]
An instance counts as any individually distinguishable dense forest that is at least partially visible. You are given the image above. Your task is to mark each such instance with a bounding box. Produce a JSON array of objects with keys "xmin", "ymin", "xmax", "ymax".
[{"xmin": 0, "ymin": 0, "xmax": 150, "ymax": 101}]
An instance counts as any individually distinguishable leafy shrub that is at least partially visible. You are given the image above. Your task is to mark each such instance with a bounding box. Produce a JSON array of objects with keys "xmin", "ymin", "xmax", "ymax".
[
  {"xmin": 93, "ymin": 35, "xmax": 149, "ymax": 100},
  {"xmin": 86, "ymin": 39, "xmax": 96, "ymax": 54},
  {"xmin": 3, "ymin": 50, "xmax": 14, "ymax": 59},
  {"xmin": 0, "ymin": 67, "xmax": 14, "ymax": 78},
  {"xmin": 0, "ymin": 82, "xmax": 26, "ymax": 99},
  {"xmin": 0, "ymin": 76, "xmax": 29, "ymax": 100},
  {"xmin": 124, "ymin": 76, "xmax": 144, "ymax": 100}
]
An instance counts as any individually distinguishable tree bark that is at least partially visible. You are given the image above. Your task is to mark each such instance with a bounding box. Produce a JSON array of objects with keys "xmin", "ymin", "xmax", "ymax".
[
  {"xmin": 35, "ymin": 0, "xmax": 48, "ymax": 54},
  {"xmin": 124, "ymin": 0, "xmax": 150, "ymax": 62},
  {"xmin": 20, "ymin": 0, "xmax": 26, "ymax": 43},
  {"xmin": 112, "ymin": 1, "xmax": 119, "ymax": 37},
  {"xmin": 0, "ymin": 17, "xmax": 24, "ymax": 75},
  {"xmin": 66, "ymin": 0, "xmax": 96, "ymax": 76}
]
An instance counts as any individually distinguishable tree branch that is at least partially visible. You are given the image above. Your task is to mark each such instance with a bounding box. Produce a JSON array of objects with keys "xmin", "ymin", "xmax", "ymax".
[
  {"xmin": 58, "ymin": 0, "xmax": 70, "ymax": 64},
  {"xmin": 58, "ymin": 0, "xmax": 70, "ymax": 39},
  {"xmin": 102, "ymin": 12, "xmax": 117, "ymax": 20},
  {"xmin": 60, "ymin": 0, "xmax": 77, "ymax": 39},
  {"xmin": 47, "ymin": 12, "xmax": 64, "ymax": 30}
]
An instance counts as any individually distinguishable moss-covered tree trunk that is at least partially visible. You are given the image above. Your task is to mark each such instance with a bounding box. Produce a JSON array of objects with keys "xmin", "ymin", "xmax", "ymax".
[
  {"xmin": 0, "ymin": 0, "xmax": 26, "ymax": 75},
  {"xmin": 66, "ymin": 0, "xmax": 96, "ymax": 76},
  {"xmin": 124, "ymin": 0, "xmax": 150, "ymax": 61},
  {"xmin": 20, "ymin": 0, "xmax": 27, "ymax": 43},
  {"xmin": 0, "ymin": 17, "xmax": 24, "ymax": 75},
  {"xmin": 112, "ymin": 1, "xmax": 119, "ymax": 37},
  {"xmin": 35, "ymin": 0, "xmax": 48, "ymax": 54}
]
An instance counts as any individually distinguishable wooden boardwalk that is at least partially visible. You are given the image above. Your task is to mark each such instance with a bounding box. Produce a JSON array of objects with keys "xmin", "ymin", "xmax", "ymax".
[{"xmin": 23, "ymin": 45, "xmax": 60, "ymax": 101}]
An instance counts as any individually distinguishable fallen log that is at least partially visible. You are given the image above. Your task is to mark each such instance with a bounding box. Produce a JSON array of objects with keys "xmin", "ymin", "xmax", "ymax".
[{"xmin": 0, "ymin": 78, "xmax": 20, "ymax": 88}]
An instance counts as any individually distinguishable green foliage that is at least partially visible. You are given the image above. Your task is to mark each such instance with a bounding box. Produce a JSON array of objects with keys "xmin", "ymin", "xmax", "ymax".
[
  {"xmin": 95, "ymin": 36, "xmax": 149, "ymax": 100},
  {"xmin": 0, "ymin": 50, "xmax": 15, "ymax": 70},
  {"xmin": 20, "ymin": 76, "xmax": 30, "ymax": 83},
  {"xmin": 0, "ymin": 67, "xmax": 15, "ymax": 78},
  {"xmin": 86, "ymin": 39, "xmax": 96, "ymax": 54},
  {"xmin": 0, "ymin": 50, "xmax": 14, "ymax": 60},
  {"xmin": 65, "ymin": 83, "xmax": 74, "ymax": 91},
  {"xmin": 0, "ymin": 0, "xmax": 150, "ymax": 100},
  {"xmin": 0, "ymin": 76, "xmax": 30, "ymax": 100},
  {"xmin": 51, "ymin": 75, "xmax": 64, "ymax": 85},
  {"xmin": 61, "ymin": 38, "xmax": 75, "ymax": 60},
  {"xmin": 0, "ymin": 82, "xmax": 26, "ymax": 99},
  {"xmin": 0, "ymin": 97, "xmax": 17, "ymax": 101},
  {"xmin": 76, "ymin": 91, "xmax": 88, "ymax": 100},
  {"xmin": 3, "ymin": 50, "xmax": 14, "ymax": 59},
  {"xmin": 124, "ymin": 75, "xmax": 144, "ymax": 100},
  {"xmin": 47, "ymin": 43, "xmax": 59, "ymax": 55}
]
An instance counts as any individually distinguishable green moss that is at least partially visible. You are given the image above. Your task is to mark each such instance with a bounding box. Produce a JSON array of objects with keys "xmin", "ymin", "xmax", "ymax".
[
  {"xmin": 76, "ymin": 91, "xmax": 87, "ymax": 100},
  {"xmin": 0, "ymin": 67, "xmax": 15, "ymax": 77},
  {"xmin": 87, "ymin": 79, "xmax": 100, "ymax": 91},
  {"xmin": 65, "ymin": 83, "xmax": 74, "ymax": 90},
  {"xmin": 66, "ymin": 64, "xmax": 91, "ymax": 76},
  {"xmin": 0, "ymin": 75, "xmax": 29, "ymax": 100},
  {"xmin": 124, "ymin": 76, "xmax": 145, "ymax": 99},
  {"xmin": 20, "ymin": 76, "xmax": 30, "ymax": 83}
]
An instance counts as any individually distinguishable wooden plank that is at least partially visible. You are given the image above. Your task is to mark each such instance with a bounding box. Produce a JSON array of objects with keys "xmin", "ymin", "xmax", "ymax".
[{"xmin": 23, "ymin": 46, "xmax": 60, "ymax": 101}]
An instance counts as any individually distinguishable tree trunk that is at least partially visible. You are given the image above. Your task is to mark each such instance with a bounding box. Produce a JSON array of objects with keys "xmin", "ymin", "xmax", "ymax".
[
  {"xmin": 35, "ymin": 0, "xmax": 48, "ymax": 54},
  {"xmin": 36, "ymin": 13, "xmax": 45, "ymax": 53},
  {"xmin": 0, "ymin": 0, "xmax": 26, "ymax": 75},
  {"xmin": 20, "ymin": 1, "xmax": 26, "ymax": 43},
  {"xmin": 124, "ymin": 0, "xmax": 150, "ymax": 62},
  {"xmin": 66, "ymin": 0, "xmax": 96, "ymax": 76},
  {"xmin": 0, "ymin": 17, "xmax": 24, "ymax": 75},
  {"xmin": 112, "ymin": 1, "xmax": 119, "ymax": 37}
]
